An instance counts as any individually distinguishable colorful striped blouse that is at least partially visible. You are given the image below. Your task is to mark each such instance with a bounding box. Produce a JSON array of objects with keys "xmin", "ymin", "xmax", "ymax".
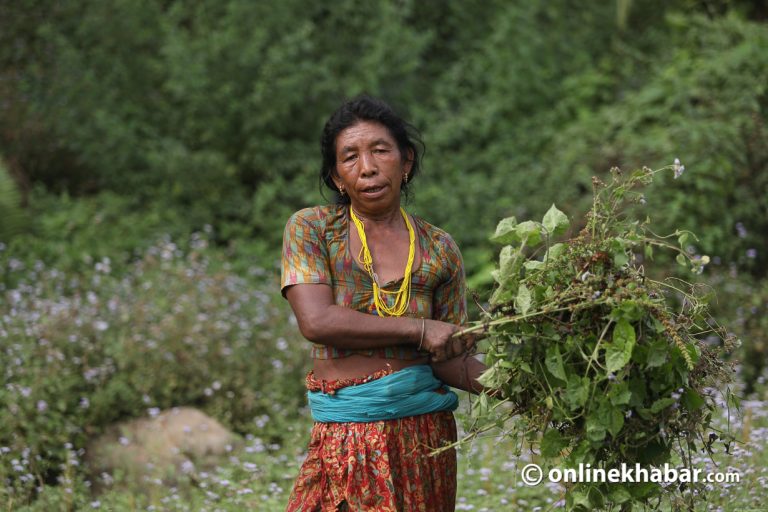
[{"xmin": 281, "ymin": 204, "xmax": 467, "ymax": 359}]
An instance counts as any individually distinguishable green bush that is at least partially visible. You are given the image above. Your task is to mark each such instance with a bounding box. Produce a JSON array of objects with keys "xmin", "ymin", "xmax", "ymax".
[{"xmin": 534, "ymin": 13, "xmax": 768, "ymax": 276}]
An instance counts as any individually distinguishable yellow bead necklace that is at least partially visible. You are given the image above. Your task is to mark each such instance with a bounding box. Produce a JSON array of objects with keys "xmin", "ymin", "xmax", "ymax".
[{"xmin": 349, "ymin": 206, "xmax": 415, "ymax": 317}]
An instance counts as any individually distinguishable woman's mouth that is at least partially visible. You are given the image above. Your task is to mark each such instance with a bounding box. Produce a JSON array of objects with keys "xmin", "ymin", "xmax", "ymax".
[{"xmin": 360, "ymin": 185, "xmax": 386, "ymax": 198}]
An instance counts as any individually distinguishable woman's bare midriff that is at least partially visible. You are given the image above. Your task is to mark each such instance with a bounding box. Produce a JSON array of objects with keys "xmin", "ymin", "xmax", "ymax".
[{"xmin": 313, "ymin": 354, "xmax": 430, "ymax": 381}]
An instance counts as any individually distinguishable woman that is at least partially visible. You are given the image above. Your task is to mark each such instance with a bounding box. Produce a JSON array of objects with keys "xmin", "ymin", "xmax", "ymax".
[{"xmin": 281, "ymin": 95, "xmax": 487, "ymax": 511}]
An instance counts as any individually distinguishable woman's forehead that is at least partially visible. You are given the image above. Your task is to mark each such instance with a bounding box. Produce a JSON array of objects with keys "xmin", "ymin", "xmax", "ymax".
[{"xmin": 336, "ymin": 121, "xmax": 395, "ymax": 150}]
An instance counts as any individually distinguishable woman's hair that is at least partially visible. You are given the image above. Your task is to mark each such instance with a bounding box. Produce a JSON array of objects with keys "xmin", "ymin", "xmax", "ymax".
[{"xmin": 320, "ymin": 95, "xmax": 424, "ymax": 205}]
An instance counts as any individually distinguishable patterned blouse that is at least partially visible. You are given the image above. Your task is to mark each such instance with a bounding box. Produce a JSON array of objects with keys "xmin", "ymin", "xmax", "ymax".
[{"xmin": 281, "ymin": 204, "xmax": 467, "ymax": 359}]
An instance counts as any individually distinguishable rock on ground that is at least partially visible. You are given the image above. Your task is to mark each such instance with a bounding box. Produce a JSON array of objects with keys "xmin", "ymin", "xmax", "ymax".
[{"xmin": 85, "ymin": 407, "xmax": 242, "ymax": 490}]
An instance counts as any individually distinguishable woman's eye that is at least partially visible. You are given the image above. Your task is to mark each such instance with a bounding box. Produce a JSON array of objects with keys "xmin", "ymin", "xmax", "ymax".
[{"xmin": 343, "ymin": 154, "xmax": 357, "ymax": 163}]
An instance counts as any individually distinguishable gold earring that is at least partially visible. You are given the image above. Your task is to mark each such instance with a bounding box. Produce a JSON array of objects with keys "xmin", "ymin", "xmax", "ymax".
[
  {"xmin": 338, "ymin": 185, "xmax": 345, "ymax": 196},
  {"xmin": 404, "ymin": 174, "xmax": 409, "ymax": 184}
]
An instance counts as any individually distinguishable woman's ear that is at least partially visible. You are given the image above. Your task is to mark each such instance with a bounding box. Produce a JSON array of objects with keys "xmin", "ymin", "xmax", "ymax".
[{"xmin": 403, "ymin": 148, "xmax": 415, "ymax": 174}]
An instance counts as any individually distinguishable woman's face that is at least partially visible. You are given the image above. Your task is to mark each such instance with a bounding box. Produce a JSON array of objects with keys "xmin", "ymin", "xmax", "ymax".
[{"xmin": 333, "ymin": 121, "xmax": 413, "ymax": 215}]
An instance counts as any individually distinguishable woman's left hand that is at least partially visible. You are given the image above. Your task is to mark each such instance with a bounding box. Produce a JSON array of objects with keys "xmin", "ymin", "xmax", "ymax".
[{"xmin": 420, "ymin": 320, "xmax": 481, "ymax": 362}]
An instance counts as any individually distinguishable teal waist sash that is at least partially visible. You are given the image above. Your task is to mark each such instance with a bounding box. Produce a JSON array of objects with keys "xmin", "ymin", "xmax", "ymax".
[{"xmin": 308, "ymin": 365, "xmax": 459, "ymax": 423}]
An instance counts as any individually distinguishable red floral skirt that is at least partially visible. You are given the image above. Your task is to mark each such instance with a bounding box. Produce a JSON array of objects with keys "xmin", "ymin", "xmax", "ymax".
[{"xmin": 285, "ymin": 369, "xmax": 457, "ymax": 512}]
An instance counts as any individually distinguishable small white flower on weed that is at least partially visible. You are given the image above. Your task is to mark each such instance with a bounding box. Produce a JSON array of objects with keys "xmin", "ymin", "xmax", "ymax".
[
  {"xmin": 118, "ymin": 436, "xmax": 130, "ymax": 446},
  {"xmin": 36, "ymin": 400, "xmax": 47, "ymax": 412},
  {"xmin": 180, "ymin": 460, "xmax": 195, "ymax": 474},
  {"xmin": 673, "ymin": 158, "xmax": 685, "ymax": 179},
  {"xmin": 148, "ymin": 407, "xmax": 160, "ymax": 418},
  {"xmin": 93, "ymin": 320, "xmax": 109, "ymax": 331}
]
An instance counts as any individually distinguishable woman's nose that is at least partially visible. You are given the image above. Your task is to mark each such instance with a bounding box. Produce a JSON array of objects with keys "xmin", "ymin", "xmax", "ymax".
[{"xmin": 359, "ymin": 152, "xmax": 378, "ymax": 176}]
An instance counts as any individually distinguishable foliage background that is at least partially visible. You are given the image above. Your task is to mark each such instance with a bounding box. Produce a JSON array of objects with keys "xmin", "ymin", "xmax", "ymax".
[{"xmin": 1, "ymin": 0, "xmax": 766, "ymax": 509}]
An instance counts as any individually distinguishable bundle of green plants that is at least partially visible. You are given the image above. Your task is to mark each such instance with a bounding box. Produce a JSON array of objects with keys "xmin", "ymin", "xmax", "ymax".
[{"xmin": 462, "ymin": 164, "xmax": 739, "ymax": 510}]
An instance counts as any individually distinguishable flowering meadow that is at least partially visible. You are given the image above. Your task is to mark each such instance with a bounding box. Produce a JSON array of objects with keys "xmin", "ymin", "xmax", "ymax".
[{"xmin": 0, "ymin": 232, "xmax": 310, "ymax": 509}]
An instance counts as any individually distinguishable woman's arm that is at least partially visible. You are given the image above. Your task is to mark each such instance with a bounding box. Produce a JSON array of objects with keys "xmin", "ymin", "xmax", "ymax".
[
  {"xmin": 430, "ymin": 354, "xmax": 485, "ymax": 393},
  {"xmin": 285, "ymin": 283, "xmax": 467, "ymax": 362}
]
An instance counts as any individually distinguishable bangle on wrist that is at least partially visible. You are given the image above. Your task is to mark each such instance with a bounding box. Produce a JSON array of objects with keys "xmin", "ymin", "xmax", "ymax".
[{"xmin": 417, "ymin": 317, "xmax": 426, "ymax": 351}]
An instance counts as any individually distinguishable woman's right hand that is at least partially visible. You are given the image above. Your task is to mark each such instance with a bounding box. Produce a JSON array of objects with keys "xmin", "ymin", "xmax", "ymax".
[{"xmin": 420, "ymin": 319, "xmax": 471, "ymax": 362}]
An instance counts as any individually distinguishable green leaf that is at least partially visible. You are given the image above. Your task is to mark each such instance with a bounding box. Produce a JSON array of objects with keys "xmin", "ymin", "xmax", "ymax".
[
  {"xmin": 565, "ymin": 440, "xmax": 593, "ymax": 467},
  {"xmin": 650, "ymin": 397, "xmax": 676, "ymax": 413},
  {"xmin": 518, "ymin": 361, "xmax": 533, "ymax": 374},
  {"xmin": 586, "ymin": 415, "xmax": 607, "ymax": 442},
  {"xmin": 607, "ymin": 382, "xmax": 632, "ymax": 406},
  {"xmin": 515, "ymin": 221, "xmax": 543, "ymax": 246},
  {"xmin": 644, "ymin": 243, "xmax": 654, "ymax": 260},
  {"xmin": 542, "ymin": 204, "xmax": 569, "ymax": 236},
  {"xmin": 498, "ymin": 245, "xmax": 523, "ymax": 286},
  {"xmin": 609, "ymin": 486, "xmax": 632, "ymax": 505},
  {"xmin": 676, "ymin": 253, "xmax": 687, "ymax": 266},
  {"xmin": 628, "ymin": 481, "xmax": 662, "ymax": 499},
  {"xmin": 628, "ymin": 377, "xmax": 647, "ymax": 407},
  {"xmin": 477, "ymin": 362, "xmax": 505, "ymax": 388},
  {"xmin": 545, "ymin": 344, "xmax": 567, "ymax": 381},
  {"xmin": 515, "ymin": 284, "xmax": 532, "ymax": 315},
  {"xmin": 605, "ymin": 319, "xmax": 636, "ymax": 373},
  {"xmin": 608, "ymin": 300, "xmax": 644, "ymax": 323},
  {"xmin": 524, "ymin": 260, "xmax": 545, "ymax": 270},
  {"xmin": 490, "ymin": 216, "xmax": 519, "ymax": 244},
  {"xmin": 678, "ymin": 232, "xmax": 690, "ymax": 248},
  {"xmin": 609, "ymin": 238, "xmax": 630, "ymax": 267},
  {"xmin": 540, "ymin": 428, "xmax": 568, "ymax": 458},
  {"xmin": 544, "ymin": 243, "xmax": 566, "ymax": 261},
  {"xmin": 565, "ymin": 375, "xmax": 590, "ymax": 409},
  {"xmin": 606, "ymin": 406, "xmax": 624, "ymax": 436},
  {"xmin": 490, "ymin": 245, "xmax": 522, "ymax": 306},
  {"xmin": 569, "ymin": 490, "xmax": 591, "ymax": 510},
  {"xmin": 681, "ymin": 388, "xmax": 705, "ymax": 410},
  {"xmin": 645, "ymin": 340, "xmax": 667, "ymax": 368},
  {"xmin": 589, "ymin": 401, "xmax": 625, "ymax": 438}
]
